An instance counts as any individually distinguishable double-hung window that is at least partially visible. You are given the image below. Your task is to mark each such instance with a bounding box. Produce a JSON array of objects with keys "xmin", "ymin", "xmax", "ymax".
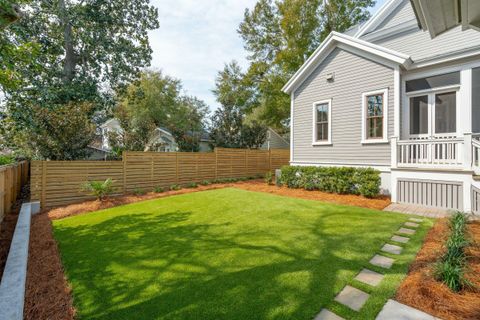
[
  {"xmin": 312, "ymin": 99, "xmax": 332, "ymax": 145},
  {"xmin": 362, "ymin": 89, "xmax": 388, "ymax": 143}
]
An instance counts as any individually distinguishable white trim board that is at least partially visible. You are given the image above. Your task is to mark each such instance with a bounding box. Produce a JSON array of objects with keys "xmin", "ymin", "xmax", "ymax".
[
  {"xmin": 354, "ymin": 0, "xmax": 403, "ymax": 38},
  {"xmin": 290, "ymin": 161, "xmax": 392, "ymax": 172}
]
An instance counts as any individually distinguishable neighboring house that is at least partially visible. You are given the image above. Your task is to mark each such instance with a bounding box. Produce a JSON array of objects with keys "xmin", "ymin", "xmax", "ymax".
[
  {"xmin": 283, "ymin": 0, "xmax": 480, "ymax": 213},
  {"xmin": 99, "ymin": 119, "xmax": 178, "ymax": 152},
  {"xmin": 261, "ymin": 128, "xmax": 290, "ymax": 150}
]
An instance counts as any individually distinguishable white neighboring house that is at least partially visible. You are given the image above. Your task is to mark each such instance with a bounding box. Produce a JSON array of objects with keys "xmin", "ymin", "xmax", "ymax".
[
  {"xmin": 284, "ymin": 0, "xmax": 480, "ymax": 213},
  {"xmin": 100, "ymin": 119, "xmax": 178, "ymax": 152}
]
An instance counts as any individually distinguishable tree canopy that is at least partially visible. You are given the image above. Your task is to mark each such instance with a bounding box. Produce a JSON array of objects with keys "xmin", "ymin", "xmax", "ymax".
[{"xmin": 232, "ymin": 0, "xmax": 375, "ymax": 129}]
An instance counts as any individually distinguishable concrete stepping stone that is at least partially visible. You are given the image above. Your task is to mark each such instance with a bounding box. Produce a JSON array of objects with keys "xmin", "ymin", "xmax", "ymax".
[
  {"xmin": 398, "ymin": 227, "xmax": 416, "ymax": 235},
  {"xmin": 334, "ymin": 285, "xmax": 370, "ymax": 311},
  {"xmin": 381, "ymin": 243, "xmax": 403, "ymax": 255},
  {"xmin": 376, "ymin": 299, "xmax": 439, "ymax": 320},
  {"xmin": 408, "ymin": 218, "xmax": 423, "ymax": 223},
  {"xmin": 369, "ymin": 254, "xmax": 394, "ymax": 269},
  {"xmin": 314, "ymin": 309, "xmax": 345, "ymax": 320},
  {"xmin": 391, "ymin": 235, "xmax": 409, "ymax": 243},
  {"xmin": 405, "ymin": 221, "xmax": 419, "ymax": 228},
  {"xmin": 354, "ymin": 268, "xmax": 384, "ymax": 287}
]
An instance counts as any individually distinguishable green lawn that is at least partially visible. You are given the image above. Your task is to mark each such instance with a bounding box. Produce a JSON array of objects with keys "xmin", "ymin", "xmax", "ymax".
[{"xmin": 53, "ymin": 188, "xmax": 432, "ymax": 320}]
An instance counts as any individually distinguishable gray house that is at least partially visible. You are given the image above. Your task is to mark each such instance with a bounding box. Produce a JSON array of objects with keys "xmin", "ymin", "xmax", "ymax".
[{"xmin": 283, "ymin": 0, "xmax": 480, "ymax": 213}]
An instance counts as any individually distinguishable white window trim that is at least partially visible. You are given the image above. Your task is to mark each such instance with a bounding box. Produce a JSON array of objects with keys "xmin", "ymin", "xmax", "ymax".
[
  {"xmin": 361, "ymin": 88, "xmax": 389, "ymax": 144},
  {"xmin": 312, "ymin": 99, "xmax": 332, "ymax": 146}
]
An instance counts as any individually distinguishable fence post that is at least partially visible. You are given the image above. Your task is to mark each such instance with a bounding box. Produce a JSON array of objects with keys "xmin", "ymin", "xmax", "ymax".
[
  {"xmin": 151, "ymin": 153, "xmax": 154, "ymax": 189},
  {"xmin": 41, "ymin": 161, "xmax": 46, "ymax": 210},
  {"xmin": 175, "ymin": 152, "xmax": 179, "ymax": 184},
  {"xmin": 0, "ymin": 169, "xmax": 5, "ymax": 220},
  {"xmin": 269, "ymin": 149, "xmax": 272, "ymax": 172},
  {"xmin": 215, "ymin": 148, "xmax": 218, "ymax": 180},
  {"xmin": 123, "ymin": 151, "xmax": 127, "ymax": 194}
]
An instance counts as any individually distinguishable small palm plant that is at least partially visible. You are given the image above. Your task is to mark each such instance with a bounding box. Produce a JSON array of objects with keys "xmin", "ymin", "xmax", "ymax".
[{"xmin": 81, "ymin": 179, "xmax": 115, "ymax": 201}]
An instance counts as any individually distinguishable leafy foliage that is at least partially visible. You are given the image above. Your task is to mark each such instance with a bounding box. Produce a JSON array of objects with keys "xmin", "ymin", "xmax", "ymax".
[
  {"xmin": 434, "ymin": 212, "xmax": 472, "ymax": 292},
  {"xmin": 153, "ymin": 186, "xmax": 165, "ymax": 193},
  {"xmin": 264, "ymin": 171, "xmax": 273, "ymax": 185},
  {"xmin": 210, "ymin": 63, "xmax": 268, "ymax": 149},
  {"xmin": 82, "ymin": 178, "xmax": 115, "ymax": 201},
  {"xmin": 0, "ymin": 155, "xmax": 15, "ymax": 166},
  {"xmin": 279, "ymin": 165, "xmax": 381, "ymax": 197},
  {"xmin": 1, "ymin": 0, "xmax": 159, "ymax": 158},
  {"xmin": 2, "ymin": 102, "xmax": 97, "ymax": 159},
  {"xmin": 108, "ymin": 71, "xmax": 209, "ymax": 152},
  {"xmin": 230, "ymin": 0, "xmax": 375, "ymax": 129}
]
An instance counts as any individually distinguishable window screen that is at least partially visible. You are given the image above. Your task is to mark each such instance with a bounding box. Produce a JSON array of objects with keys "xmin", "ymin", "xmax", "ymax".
[{"xmin": 410, "ymin": 95, "xmax": 428, "ymax": 135}]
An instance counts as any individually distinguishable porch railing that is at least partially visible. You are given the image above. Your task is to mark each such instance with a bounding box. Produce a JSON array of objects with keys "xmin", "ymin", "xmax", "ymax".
[
  {"xmin": 392, "ymin": 137, "xmax": 466, "ymax": 168},
  {"xmin": 472, "ymin": 135, "xmax": 480, "ymax": 173}
]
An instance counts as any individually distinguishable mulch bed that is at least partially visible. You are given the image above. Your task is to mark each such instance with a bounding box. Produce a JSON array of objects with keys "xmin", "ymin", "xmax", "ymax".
[
  {"xmin": 24, "ymin": 180, "xmax": 390, "ymax": 319},
  {"xmin": 396, "ymin": 219, "xmax": 480, "ymax": 320}
]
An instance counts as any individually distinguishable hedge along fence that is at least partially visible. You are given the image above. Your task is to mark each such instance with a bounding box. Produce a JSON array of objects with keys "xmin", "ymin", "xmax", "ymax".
[
  {"xmin": 31, "ymin": 148, "xmax": 290, "ymax": 209},
  {"xmin": 0, "ymin": 161, "xmax": 30, "ymax": 223},
  {"xmin": 279, "ymin": 165, "xmax": 381, "ymax": 198}
]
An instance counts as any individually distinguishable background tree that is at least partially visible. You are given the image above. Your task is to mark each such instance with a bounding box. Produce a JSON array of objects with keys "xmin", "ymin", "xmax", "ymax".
[
  {"xmin": 1, "ymin": 102, "xmax": 96, "ymax": 159},
  {"xmin": 108, "ymin": 70, "xmax": 209, "ymax": 152},
  {"xmin": 210, "ymin": 63, "xmax": 268, "ymax": 149},
  {"xmin": 234, "ymin": 0, "xmax": 375, "ymax": 129},
  {"xmin": 1, "ymin": 0, "xmax": 159, "ymax": 159}
]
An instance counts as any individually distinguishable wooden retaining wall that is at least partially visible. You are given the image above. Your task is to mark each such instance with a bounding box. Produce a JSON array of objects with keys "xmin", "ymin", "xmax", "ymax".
[
  {"xmin": 31, "ymin": 148, "xmax": 290, "ymax": 209},
  {"xmin": 0, "ymin": 161, "xmax": 30, "ymax": 224}
]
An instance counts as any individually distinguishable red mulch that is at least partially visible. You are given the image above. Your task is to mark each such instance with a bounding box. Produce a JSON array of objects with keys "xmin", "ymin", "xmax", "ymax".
[
  {"xmin": 24, "ymin": 180, "xmax": 390, "ymax": 319},
  {"xmin": 396, "ymin": 219, "xmax": 480, "ymax": 320},
  {"xmin": 24, "ymin": 213, "xmax": 75, "ymax": 320}
]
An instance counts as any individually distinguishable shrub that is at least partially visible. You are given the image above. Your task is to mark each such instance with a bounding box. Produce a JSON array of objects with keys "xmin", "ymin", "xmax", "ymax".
[
  {"xmin": 265, "ymin": 171, "xmax": 273, "ymax": 185},
  {"xmin": 279, "ymin": 165, "xmax": 381, "ymax": 197},
  {"xmin": 133, "ymin": 188, "xmax": 146, "ymax": 196},
  {"xmin": 153, "ymin": 186, "xmax": 165, "ymax": 193},
  {"xmin": 186, "ymin": 182, "xmax": 198, "ymax": 188},
  {"xmin": 170, "ymin": 184, "xmax": 181, "ymax": 191},
  {"xmin": 0, "ymin": 155, "xmax": 15, "ymax": 166},
  {"xmin": 434, "ymin": 212, "xmax": 472, "ymax": 292},
  {"xmin": 82, "ymin": 179, "xmax": 115, "ymax": 201},
  {"xmin": 200, "ymin": 180, "xmax": 211, "ymax": 186}
]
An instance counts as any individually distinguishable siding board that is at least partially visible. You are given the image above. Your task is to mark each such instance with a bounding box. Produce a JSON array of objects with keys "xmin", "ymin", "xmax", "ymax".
[{"xmin": 293, "ymin": 48, "xmax": 394, "ymax": 165}]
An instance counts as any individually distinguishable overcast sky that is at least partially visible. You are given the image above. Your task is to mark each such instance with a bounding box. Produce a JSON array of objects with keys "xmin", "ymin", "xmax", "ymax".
[{"xmin": 148, "ymin": 0, "xmax": 386, "ymax": 111}]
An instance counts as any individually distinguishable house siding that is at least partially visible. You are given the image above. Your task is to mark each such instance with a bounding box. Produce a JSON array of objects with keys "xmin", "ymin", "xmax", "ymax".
[
  {"xmin": 373, "ymin": 25, "xmax": 480, "ymax": 62},
  {"xmin": 372, "ymin": 0, "xmax": 415, "ymax": 33},
  {"xmin": 261, "ymin": 129, "xmax": 290, "ymax": 150},
  {"xmin": 292, "ymin": 48, "xmax": 394, "ymax": 166}
]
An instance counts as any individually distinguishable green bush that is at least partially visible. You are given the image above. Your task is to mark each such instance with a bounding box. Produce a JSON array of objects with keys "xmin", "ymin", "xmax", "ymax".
[
  {"xmin": 186, "ymin": 182, "xmax": 198, "ymax": 188},
  {"xmin": 265, "ymin": 171, "xmax": 273, "ymax": 185},
  {"xmin": 153, "ymin": 186, "xmax": 165, "ymax": 193},
  {"xmin": 279, "ymin": 165, "xmax": 381, "ymax": 197},
  {"xmin": 133, "ymin": 188, "xmax": 146, "ymax": 196},
  {"xmin": 170, "ymin": 184, "xmax": 181, "ymax": 191},
  {"xmin": 434, "ymin": 212, "xmax": 472, "ymax": 292},
  {"xmin": 0, "ymin": 155, "xmax": 15, "ymax": 166},
  {"xmin": 81, "ymin": 179, "xmax": 115, "ymax": 201},
  {"xmin": 200, "ymin": 180, "xmax": 211, "ymax": 186}
]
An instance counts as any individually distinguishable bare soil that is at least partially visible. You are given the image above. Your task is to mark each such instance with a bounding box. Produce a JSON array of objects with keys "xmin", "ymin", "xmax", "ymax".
[{"xmin": 396, "ymin": 219, "xmax": 480, "ymax": 320}]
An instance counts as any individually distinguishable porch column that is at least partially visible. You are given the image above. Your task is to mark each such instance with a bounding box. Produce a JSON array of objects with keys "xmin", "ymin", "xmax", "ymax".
[
  {"xmin": 464, "ymin": 132, "xmax": 472, "ymax": 169},
  {"xmin": 460, "ymin": 68, "xmax": 472, "ymax": 134},
  {"xmin": 390, "ymin": 136, "xmax": 398, "ymax": 169}
]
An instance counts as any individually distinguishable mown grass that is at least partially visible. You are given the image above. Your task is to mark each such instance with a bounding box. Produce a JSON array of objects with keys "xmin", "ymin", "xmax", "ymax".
[{"xmin": 53, "ymin": 188, "xmax": 432, "ymax": 320}]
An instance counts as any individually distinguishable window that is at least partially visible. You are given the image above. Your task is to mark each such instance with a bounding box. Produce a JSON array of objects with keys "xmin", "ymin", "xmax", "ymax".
[
  {"xmin": 312, "ymin": 99, "xmax": 331, "ymax": 145},
  {"xmin": 408, "ymin": 91, "xmax": 457, "ymax": 137},
  {"xmin": 362, "ymin": 89, "xmax": 388, "ymax": 143},
  {"xmin": 409, "ymin": 95, "xmax": 428, "ymax": 135},
  {"xmin": 406, "ymin": 72, "xmax": 460, "ymax": 92},
  {"xmin": 366, "ymin": 94, "xmax": 384, "ymax": 139}
]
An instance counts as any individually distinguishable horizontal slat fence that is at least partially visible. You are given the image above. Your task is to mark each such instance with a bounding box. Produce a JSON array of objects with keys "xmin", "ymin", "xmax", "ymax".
[
  {"xmin": 0, "ymin": 161, "xmax": 29, "ymax": 224},
  {"xmin": 31, "ymin": 148, "xmax": 290, "ymax": 209}
]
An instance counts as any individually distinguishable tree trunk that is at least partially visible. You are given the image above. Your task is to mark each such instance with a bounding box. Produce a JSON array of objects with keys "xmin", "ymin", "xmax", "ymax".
[{"xmin": 58, "ymin": 0, "xmax": 76, "ymax": 83}]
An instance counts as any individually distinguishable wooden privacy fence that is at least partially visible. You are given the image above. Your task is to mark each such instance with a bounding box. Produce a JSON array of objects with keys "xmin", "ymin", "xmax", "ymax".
[
  {"xmin": 0, "ymin": 161, "xmax": 30, "ymax": 223},
  {"xmin": 31, "ymin": 148, "xmax": 290, "ymax": 209}
]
